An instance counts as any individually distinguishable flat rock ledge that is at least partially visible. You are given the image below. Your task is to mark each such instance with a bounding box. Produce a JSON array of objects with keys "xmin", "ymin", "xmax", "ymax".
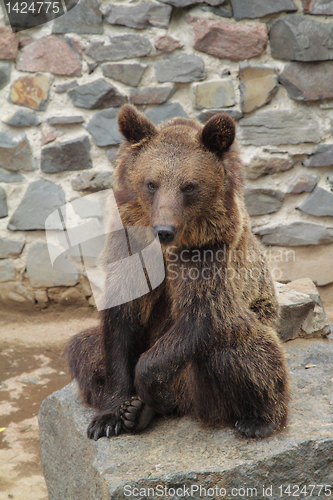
[{"xmin": 39, "ymin": 340, "xmax": 333, "ymax": 500}]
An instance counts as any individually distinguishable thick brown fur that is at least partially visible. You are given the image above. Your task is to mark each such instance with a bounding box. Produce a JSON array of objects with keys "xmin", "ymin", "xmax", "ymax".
[{"xmin": 67, "ymin": 104, "xmax": 289, "ymax": 440}]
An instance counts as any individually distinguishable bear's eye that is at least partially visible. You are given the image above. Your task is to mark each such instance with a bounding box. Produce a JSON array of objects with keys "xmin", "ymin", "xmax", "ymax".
[
  {"xmin": 183, "ymin": 183, "xmax": 196, "ymax": 193},
  {"xmin": 147, "ymin": 181, "xmax": 158, "ymax": 191}
]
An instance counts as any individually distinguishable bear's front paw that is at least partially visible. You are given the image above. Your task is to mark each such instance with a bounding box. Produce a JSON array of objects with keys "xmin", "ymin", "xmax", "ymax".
[
  {"xmin": 87, "ymin": 412, "xmax": 123, "ymax": 440},
  {"xmin": 120, "ymin": 397, "xmax": 156, "ymax": 432},
  {"xmin": 235, "ymin": 420, "xmax": 277, "ymax": 439}
]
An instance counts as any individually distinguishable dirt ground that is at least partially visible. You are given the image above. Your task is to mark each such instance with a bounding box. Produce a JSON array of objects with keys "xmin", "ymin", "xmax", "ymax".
[
  {"xmin": 0, "ymin": 306, "xmax": 99, "ymax": 500},
  {"xmin": 0, "ymin": 299, "xmax": 332, "ymax": 500}
]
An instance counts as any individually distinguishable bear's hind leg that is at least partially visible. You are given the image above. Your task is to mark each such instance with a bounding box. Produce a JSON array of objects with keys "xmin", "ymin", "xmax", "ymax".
[{"xmin": 65, "ymin": 327, "xmax": 106, "ymax": 409}]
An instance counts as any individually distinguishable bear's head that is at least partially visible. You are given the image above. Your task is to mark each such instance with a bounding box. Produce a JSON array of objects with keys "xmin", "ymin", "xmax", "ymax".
[{"xmin": 114, "ymin": 104, "xmax": 246, "ymax": 249}]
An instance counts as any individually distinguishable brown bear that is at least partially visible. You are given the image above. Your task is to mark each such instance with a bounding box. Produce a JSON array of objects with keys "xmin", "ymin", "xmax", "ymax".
[{"xmin": 66, "ymin": 104, "xmax": 289, "ymax": 441}]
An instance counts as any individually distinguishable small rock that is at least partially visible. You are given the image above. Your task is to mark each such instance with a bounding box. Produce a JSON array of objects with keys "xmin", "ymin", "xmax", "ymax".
[
  {"xmin": 230, "ymin": 0, "xmax": 297, "ymax": 20},
  {"xmin": 106, "ymin": 147, "xmax": 119, "ymax": 165},
  {"xmin": 2, "ymin": 109, "xmax": 41, "ymax": 127},
  {"xmin": 0, "ymin": 63, "xmax": 11, "ymax": 91},
  {"xmin": 0, "ymin": 260, "xmax": 15, "ymax": 282},
  {"xmin": 85, "ymin": 34, "xmax": 151, "ymax": 62},
  {"xmin": 16, "ymin": 36, "xmax": 82, "ymax": 77},
  {"xmin": 280, "ymin": 62, "xmax": 333, "ymax": 101},
  {"xmin": 277, "ymin": 278, "xmax": 330, "ymax": 340},
  {"xmin": 0, "ymin": 169, "xmax": 24, "ymax": 183},
  {"xmin": 287, "ymin": 173, "xmax": 319, "ymax": 194},
  {"xmin": 59, "ymin": 288, "xmax": 88, "ymax": 306},
  {"xmin": 253, "ymin": 221, "xmax": 333, "ymax": 246},
  {"xmin": 9, "ymin": 74, "xmax": 52, "ymax": 111},
  {"xmin": 192, "ymin": 78, "xmax": 235, "ymax": 109},
  {"xmin": 85, "ymin": 108, "xmax": 123, "ymax": 147},
  {"xmin": 0, "ymin": 282, "xmax": 34, "ymax": 304},
  {"xmin": 41, "ymin": 136, "xmax": 92, "ymax": 173},
  {"xmin": 303, "ymin": 144, "xmax": 333, "ymax": 168},
  {"xmin": 129, "ymin": 85, "xmax": 176, "ymax": 105},
  {"xmin": 244, "ymin": 187, "xmax": 285, "ymax": 216},
  {"xmin": 54, "ymin": 80, "xmax": 78, "ymax": 93},
  {"xmin": 52, "ymin": 0, "xmax": 103, "ymax": 34},
  {"xmin": 0, "ymin": 26, "xmax": 19, "ymax": 60},
  {"xmin": 270, "ymin": 14, "xmax": 333, "ymax": 62},
  {"xmin": 154, "ymin": 35, "xmax": 183, "ymax": 53},
  {"xmin": 104, "ymin": 2, "xmax": 172, "ymax": 29},
  {"xmin": 0, "ymin": 131, "xmax": 36, "ymax": 171},
  {"xmin": 302, "ymin": 0, "xmax": 333, "ymax": 14},
  {"xmin": 0, "ymin": 188, "xmax": 8, "ymax": 219},
  {"xmin": 186, "ymin": 14, "xmax": 268, "ymax": 62},
  {"xmin": 297, "ymin": 186, "xmax": 333, "ymax": 217},
  {"xmin": 197, "ymin": 108, "xmax": 242, "ymax": 123},
  {"xmin": 239, "ymin": 110, "xmax": 322, "ymax": 146},
  {"xmin": 35, "ymin": 290, "xmax": 49, "ymax": 308},
  {"xmin": 155, "ymin": 53, "xmax": 207, "ymax": 83},
  {"xmin": 102, "ymin": 62, "xmax": 146, "ymax": 87},
  {"xmin": 246, "ymin": 156, "xmax": 294, "ymax": 180},
  {"xmin": 239, "ymin": 63, "xmax": 278, "ymax": 113},
  {"xmin": 68, "ymin": 79, "xmax": 126, "ymax": 109},
  {"xmin": 47, "ymin": 287, "xmax": 68, "ymax": 302},
  {"xmin": 71, "ymin": 171, "xmax": 113, "ymax": 191},
  {"xmin": 8, "ymin": 179, "xmax": 65, "ymax": 231},
  {"xmin": 47, "ymin": 116, "xmax": 84, "ymax": 126},
  {"xmin": 146, "ymin": 102, "xmax": 188, "ymax": 125},
  {"xmin": 41, "ymin": 125, "xmax": 64, "ymax": 146},
  {"xmin": 26, "ymin": 243, "xmax": 79, "ymax": 288},
  {"xmin": 88, "ymin": 62, "xmax": 98, "ymax": 74},
  {"xmin": 0, "ymin": 239, "xmax": 25, "ymax": 259}
]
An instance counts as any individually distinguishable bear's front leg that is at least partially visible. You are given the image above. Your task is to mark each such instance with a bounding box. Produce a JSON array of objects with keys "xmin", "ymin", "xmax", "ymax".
[{"xmin": 87, "ymin": 304, "xmax": 148, "ymax": 440}]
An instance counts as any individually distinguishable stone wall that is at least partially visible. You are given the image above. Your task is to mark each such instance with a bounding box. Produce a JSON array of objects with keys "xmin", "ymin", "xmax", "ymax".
[{"xmin": 0, "ymin": 0, "xmax": 333, "ymax": 310}]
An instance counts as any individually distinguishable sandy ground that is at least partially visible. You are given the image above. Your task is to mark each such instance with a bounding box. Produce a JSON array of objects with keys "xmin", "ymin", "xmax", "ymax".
[
  {"xmin": 0, "ymin": 306, "xmax": 99, "ymax": 500},
  {"xmin": 0, "ymin": 298, "xmax": 332, "ymax": 500}
]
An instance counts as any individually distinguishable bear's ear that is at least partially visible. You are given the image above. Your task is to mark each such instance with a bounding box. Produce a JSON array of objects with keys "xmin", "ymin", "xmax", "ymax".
[
  {"xmin": 198, "ymin": 113, "xmax": 236, "ymax": 156},
  {"xmin": 118, "ymin": 104, "xmax": 157, "ymax": 144}
]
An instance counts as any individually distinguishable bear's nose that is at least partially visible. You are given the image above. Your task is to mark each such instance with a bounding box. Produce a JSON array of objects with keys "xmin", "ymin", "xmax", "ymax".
[{"xmin": 153, "ymin": 225, "xmax": 176, "ymax": 244}]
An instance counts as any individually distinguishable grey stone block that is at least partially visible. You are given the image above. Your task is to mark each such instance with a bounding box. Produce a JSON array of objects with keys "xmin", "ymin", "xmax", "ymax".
[
  {"xmin": 101, "ymin": 63, "xmax": 147, "ymax": 87},
  {"xmin": 54, "ymin": 80, "xmax": 78, "ymax": 93},
  {"xmin": 68, "ymin": 79, "xmax": 126, "ymax": 109},
  {"xmin": 0, "ymin": 168, "xmax": 24, "ymax": 183},
  {"xmin": 145, "ymin": 102, "xmax": 188, "ymax": 125},
  {"xmin": 197, "ymin": 108, "xmax": 243, "ymax": 123},
  {"xmin": 26, "ymin": 243, "xmax": 79, "ymax": 287},
  {"xmin": 8, "ymin": 179, "xmax": 65, "ymax": 231},
  {"xmin": 303, "ymin": 144, "xmax": 333, "ymax": 168},
  {"xmin": 129, "ymin": 85, "xmax": 176, "ymax": 105},
  {"xmin": 302, "ymin": 0, "xmax": 333, "ymax": 15},
  {"xmin": 253, "ymin": 221, "xmax": 333, "ymax": 246},
  {"xmin": 297, "ymin": 186, "xmax": 333, "ymax": 217},
  {"xmin": 230, "ymin": 0, "xmax": 297, "ymax": 20},
  {"xmin": 0, "ymin": 131, "xmax": 36, "ymax": 171},
  {"xmin": 2, "ymin": 109, "xmax": 41, "ymax": 127},
  {"xmin": 244, "ymin": 187, "xmax": 285, "ymax": 216},
  {"xmin": 0, "ymin": 238, "xmax": 25, "ymax": 258},
  {"xmin": 41, "ymin": 136, "xmax": 92, "ymax": 173},
  {"xmin": 239, "ymin": 110, "xmax": 322, "ymax": 146},
  {"xmin": 0, "ymin": 62, "xmax": 11, "ymax": 91},
  {"xmin": 287, "ymin": 173, "xmax": 319, "ymax": 194},
  {"xmin": 155, "ymin": 53, "xmax": 206, "ymax": 83},
  {"xmin": 39, "ymin": 340, "xmax": 333, "ymax": 500},
  {"xmin": 71, "ymin": 171, "xmax": 114, "ymax": 191},
  {"xmin": 104, "ymin": 2, "xmax": 172, "ymax": 29},
  {"xmin": 85, "ymin": 108, "xmax": 123, "ymax": 147},
  {"xmin": 246, "ymin": 156, "xmax": 294, "ymax": 180},
  {"xmin": 270, "ymin": 14, "xmax": 333, "ymax": 62},
  {"xmin": 0, "ymin": 187, "xmax": 8, "ymax": 218},
  {"xmin": 52, "ymin": 0, "xmax": 103, "ymax": 34},
  {"xmin": 85, "ymin": 34, "xmax": 152, "ymax": 62},
  {"xmin": 280, "ymin": 62, "xmax": 333, "ymax": 101},
  {"xmin": 47, "ymin": 116, "xmax": 84, "ymax": 125},
  {"xmin": 0, "ymin": 260, "xmax": 15, "ymax": 282}
]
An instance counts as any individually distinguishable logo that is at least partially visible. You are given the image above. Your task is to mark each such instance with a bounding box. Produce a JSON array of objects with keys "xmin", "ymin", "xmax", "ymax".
[{"xmin": 45, "ymin": 189, "xmax": 165, "ymax": 311}]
